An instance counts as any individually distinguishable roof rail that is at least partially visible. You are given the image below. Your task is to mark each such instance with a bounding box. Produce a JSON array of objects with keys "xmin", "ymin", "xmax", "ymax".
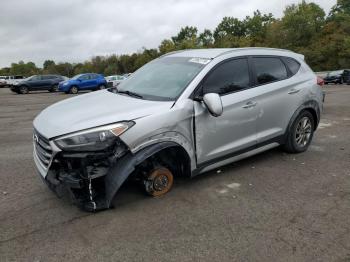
[
  {"xmin": 217, "ymin": 47, "xmax": 295, "ymax": 58},
  {"xmin": 159, "ymin": 50, "xmax": 185, "ymax": 58}
]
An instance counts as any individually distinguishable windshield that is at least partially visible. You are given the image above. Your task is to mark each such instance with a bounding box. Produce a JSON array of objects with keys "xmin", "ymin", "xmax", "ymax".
[
  {"xmin": 26, "ymin": 75, "xmax": 37, "ymax": 81},
  {"xmin": 71, "ymin": 74, "xmax": 83, "ymax": 80},
  {"xmin": 116, "ymin": 57, "xmax": 209, "ymax": 101}
]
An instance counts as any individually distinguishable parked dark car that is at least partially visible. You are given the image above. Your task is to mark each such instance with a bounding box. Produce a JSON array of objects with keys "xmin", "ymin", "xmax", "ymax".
[
  {"xmin": 324, "ymin": 69, "xmax": 350, "ymax": 85},
  {"xmin": 11, "ymin": 75, "xmax": 66, "ymax": 94},
  {"xmin": 58, "ymin": 73, "xmax": 107, "ymax": 94}
]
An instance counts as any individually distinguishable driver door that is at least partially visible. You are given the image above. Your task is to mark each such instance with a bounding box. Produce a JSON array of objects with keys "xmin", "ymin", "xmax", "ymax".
[
  {"xmin": 28, "ymin": 75, "xmax": 43, "ymax": 90},
  {"xmin": 79, "ymin": 74, "xmax": 91, "ymax": 89},
  {"xmin": 194, "ymin": 57, "xmax": 259, "ymax": 165}
]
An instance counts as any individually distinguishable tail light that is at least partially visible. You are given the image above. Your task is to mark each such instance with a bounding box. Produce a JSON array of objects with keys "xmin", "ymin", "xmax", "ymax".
[{"xmin": 317, "ymin": 76, "xmax": 324, "ymax": 86}]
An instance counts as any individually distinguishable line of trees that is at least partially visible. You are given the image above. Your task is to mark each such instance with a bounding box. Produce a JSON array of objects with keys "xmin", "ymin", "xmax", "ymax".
[{"xmin": 1, "ymin": 0, "xmax": 349, "ymax": 77}]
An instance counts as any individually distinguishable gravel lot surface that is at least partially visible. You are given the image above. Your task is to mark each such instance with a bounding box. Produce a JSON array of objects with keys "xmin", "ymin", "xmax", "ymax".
[{"xmin": 0, "ymin": 86, "xmax": 349, "ymax": 262}]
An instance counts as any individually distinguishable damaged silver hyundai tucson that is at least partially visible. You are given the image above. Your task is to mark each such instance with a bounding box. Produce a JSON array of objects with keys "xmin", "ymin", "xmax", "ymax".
[{"xmin": 33, "ymin": 48, "xmax": 323, "ymax": 211}]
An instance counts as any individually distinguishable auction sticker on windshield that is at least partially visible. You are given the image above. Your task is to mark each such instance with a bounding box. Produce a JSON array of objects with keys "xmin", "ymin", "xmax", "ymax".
[{"xmin": 188, "ymin": 58, "xmax": 211, "ymax": 65}]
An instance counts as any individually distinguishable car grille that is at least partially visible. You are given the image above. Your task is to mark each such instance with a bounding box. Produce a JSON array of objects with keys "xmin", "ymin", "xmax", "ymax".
[
  {"xmin": 33, "ymin": 130, "xmax": 53, "ymax": 168},
  {"xmin": 107, "ymin": 82, "xmax": 113, "ymax": 87}
]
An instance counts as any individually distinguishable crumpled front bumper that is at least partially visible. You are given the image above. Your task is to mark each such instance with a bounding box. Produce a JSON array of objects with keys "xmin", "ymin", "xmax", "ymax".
[{"xmin": 33, "ymin": 132, "xmax": 129, "ymax": 212}]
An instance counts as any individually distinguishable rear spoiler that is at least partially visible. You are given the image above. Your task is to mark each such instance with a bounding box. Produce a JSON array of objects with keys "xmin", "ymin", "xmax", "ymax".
[{"xmin": 296, "ymin": 53, "xmax": 305, "ymax": 60}]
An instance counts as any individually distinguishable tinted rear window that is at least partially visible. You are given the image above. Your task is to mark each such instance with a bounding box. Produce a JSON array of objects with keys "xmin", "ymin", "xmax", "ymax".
[
  {"xmin": 283, "ymin": 57, "xmax": 301, "ymax": 75},
  {"xmin": 253, "ymin": 57, "xmax": 288, "ymax": 85}
]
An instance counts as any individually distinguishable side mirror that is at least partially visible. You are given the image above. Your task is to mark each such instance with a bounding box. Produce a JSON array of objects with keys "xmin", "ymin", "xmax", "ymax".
[{"xmin": 203, "ymin": 93, "xmax": 223, "ymax": 117}]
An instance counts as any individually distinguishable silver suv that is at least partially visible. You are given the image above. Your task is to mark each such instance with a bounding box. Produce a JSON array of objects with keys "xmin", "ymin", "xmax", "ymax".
[{"xmin": 33, "ymin": 48, "xmax": 323, "ymax": 211}]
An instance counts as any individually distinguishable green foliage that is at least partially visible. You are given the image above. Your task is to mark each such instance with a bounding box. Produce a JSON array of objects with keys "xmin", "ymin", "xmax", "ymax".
[
  {"xmin": 159, "ymin": 39, "xmax": 176, "ymax": 54},
  {"xmin": 171, "ymin": 26, "xmax": 198, "ymax": 47},
  {"xmin": 198, "ymin": 29, "xmax": 214, "ymax": 47},
  {"xmin": 1, "ymin": 1, "xmax": 349, "ymax": 77},
  {"xmin": 281, "ymin": 1, "xmax": 325, "ymax": 48},
  {"xmin": 244, "ymin": 10, "xmax": 275, "ymax": 46}
]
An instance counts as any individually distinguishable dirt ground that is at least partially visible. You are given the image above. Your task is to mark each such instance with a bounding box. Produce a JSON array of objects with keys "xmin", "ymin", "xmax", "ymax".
[{"xmin": 0, "ymin": 85, "xmax": 349, "ymax": 262}]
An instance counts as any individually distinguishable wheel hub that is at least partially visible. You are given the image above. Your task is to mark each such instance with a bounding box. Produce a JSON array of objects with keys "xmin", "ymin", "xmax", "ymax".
[
  {"xmin": 153, "ymin": 175, "xmax": 169, "ymax": 191},
  {"xmin": 144, "ymin": 167, "xmax": 174, "ymax": 197}
]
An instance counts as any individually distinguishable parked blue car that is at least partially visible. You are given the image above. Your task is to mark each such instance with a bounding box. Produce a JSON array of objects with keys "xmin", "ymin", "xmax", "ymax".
[{"xmin": 59, "ymin": 73, "xmax": 107, "ymax": 94}]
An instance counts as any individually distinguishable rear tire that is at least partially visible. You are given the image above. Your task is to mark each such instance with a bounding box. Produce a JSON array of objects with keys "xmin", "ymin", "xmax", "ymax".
[
  {"xmin": 69, "ymin": 86, "xmax": 79, "ymax": 94},
  {"xmin": 19, "ymin": 86, "xmax": 29, "ymax": 94},
  {"xmin": 283, "ymin": 111, "xmax": 315, "ymax": 153},
  {"xmin": 98, "ymin": 84, "xmax": 106, "ymax": 90}
]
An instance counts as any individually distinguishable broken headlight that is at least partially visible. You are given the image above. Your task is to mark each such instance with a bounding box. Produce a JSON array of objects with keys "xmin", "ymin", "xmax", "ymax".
[{"xmin": 54, "ymin": 122, "xmax": 134, "ymax": 152}]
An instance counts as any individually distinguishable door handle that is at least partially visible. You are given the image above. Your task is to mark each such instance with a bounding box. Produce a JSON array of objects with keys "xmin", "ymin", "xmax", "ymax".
[
  {"xmin": 242, "ymin": 101, "xmax": 257, "ymax": 109},
  {"xmin": 288, "ymin": 88, "xmax": 300, "ymax": 94}
]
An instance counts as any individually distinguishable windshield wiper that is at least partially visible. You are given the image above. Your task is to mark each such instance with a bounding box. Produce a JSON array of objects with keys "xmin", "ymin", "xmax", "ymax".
[{"xmin": 117, "ymin": 90, "xmax": 143, "ymax": 99}]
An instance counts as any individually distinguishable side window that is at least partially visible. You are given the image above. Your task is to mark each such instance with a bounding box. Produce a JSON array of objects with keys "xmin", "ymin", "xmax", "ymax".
[
  {"xmin": 253, "ymin": 57, "xmax": 288, "ymax": 85},
  {"xmin": 283, "ymin": 57, "xmax": 301, "ymax": 76},
  {"xmin": 80, "ymin": 75, "xmax": 89, "ymax": 80},
  {"xmin": 31, "ymin": 75, "xmax": 41, "ymax": 81},
  {"xmin": 91, "ymin": 74, "xmax": 98, "ymax": 79},
  {"xmin": 202, "ymin": 58, "xmax": 250, "ymax": 95},
  {"xmin": 42, "ymin": 75, "xmax": 53, "ymax": 80}
]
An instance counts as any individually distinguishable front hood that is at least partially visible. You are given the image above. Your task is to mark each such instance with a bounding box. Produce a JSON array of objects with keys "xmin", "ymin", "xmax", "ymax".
[
  {"xmin": 34, "ymin": 90, "xmax": 173, "ymax": 139},
  {"xmin": 60, "ymin": 80, "xmax": 69, "ymax": 85},
  {"xmin": 14, "ymin": 80, "xmax": 25, "ymax": 85}
]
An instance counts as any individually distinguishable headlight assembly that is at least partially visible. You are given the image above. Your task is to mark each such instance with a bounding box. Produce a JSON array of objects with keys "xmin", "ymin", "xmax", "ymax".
[{"xmin": 54, "ymin": 121, "xmax": 134, "ymax": 152}]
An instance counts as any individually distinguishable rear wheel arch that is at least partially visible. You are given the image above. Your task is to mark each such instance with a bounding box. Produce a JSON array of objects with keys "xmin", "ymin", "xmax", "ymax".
[
  {"xmin": 304, "ymin": 107, "xmax": 318, "ymax": 130},
  {"xmin": 287, "ymin": 101, "xmax": 320, "ymax": 133}
]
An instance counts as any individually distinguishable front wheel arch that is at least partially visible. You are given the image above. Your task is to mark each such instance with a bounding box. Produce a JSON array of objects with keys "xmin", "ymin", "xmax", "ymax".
[
  {"xmin": 19, "ymin": 85, "xmax": 29, "ymax": 94},
  {"xmin": 104, "ymin": 142, "xmax": 191, "ymax": 207}
]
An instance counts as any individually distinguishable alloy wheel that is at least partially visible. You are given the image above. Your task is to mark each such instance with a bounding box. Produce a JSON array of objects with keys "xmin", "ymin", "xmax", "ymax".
[
  {"xmin": 70, "ymin": 86, "xmax": 78, "ymax": 94},
  {"xmin": 295, "ymin": 116, "xmax": 312, "ymax": 147}
]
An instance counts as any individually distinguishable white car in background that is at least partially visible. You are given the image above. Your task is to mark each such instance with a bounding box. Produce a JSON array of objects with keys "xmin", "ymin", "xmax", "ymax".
[
  {"xmin": 0, "ymin": 76, "xmax": 7, "ymax": 87},
  {"xmin": 105, "ymin": 75, "xmax": 127, "ymax": 88},
  {"xmin": 0, "ymin": 75, "xmax": 25, "ymax": 87}
]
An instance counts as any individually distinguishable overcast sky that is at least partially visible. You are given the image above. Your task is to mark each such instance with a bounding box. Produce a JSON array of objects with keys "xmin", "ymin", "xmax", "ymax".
[{"xmin": 0, "ymin": 0, "xmax": 336, "ymax": 68}]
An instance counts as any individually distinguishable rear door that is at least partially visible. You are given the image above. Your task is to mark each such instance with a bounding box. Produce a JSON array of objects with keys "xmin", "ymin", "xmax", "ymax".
[
  {"xmin": 194, "ymin": 57, "xmax": 259, "ymax": 165},
  {"xmin": 41, "ymin": 75, "xmax": 53, "ymax": 88},
  {"xmin": 251, "ymin": 56, "xmax": 304, "ymax": 143},
  {"xmin": 89, "ymin": 74, "xmax": 99, "ymax": 89}
]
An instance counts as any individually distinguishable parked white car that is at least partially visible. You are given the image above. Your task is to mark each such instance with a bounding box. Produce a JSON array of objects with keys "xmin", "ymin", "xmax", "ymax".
[
  {"xmin": 1, "ymin": 75, "xmax": 25, "ymax": 87},
  {"xmin": 0, "ymin": 76, "xmax": 7, "ymax": 87},
  {"xmin": 105, "ymin": 75, "xmax": 127, "ymax": 87}
]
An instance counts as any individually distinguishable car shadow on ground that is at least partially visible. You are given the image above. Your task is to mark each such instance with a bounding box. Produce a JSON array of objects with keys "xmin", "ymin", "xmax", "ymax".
[{"xmin": 111, "ymin": 147, "xmax": 283, "ymax": 209}]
